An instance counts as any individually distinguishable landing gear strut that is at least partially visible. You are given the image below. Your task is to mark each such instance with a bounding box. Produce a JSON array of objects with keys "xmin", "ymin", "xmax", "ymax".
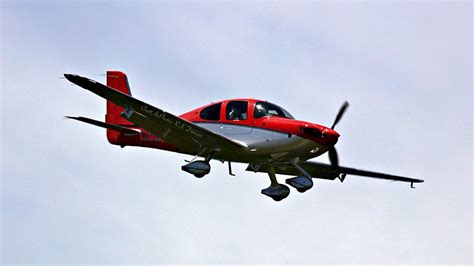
[{"xmin": 261, "ymin": 166, "xmax": 290, "ymax": 201}]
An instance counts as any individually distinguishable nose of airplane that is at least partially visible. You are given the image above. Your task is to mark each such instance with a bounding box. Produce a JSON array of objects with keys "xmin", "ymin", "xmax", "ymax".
[{"xmin": 323, "ymin": 128, "xmax": 340, "ymax": 145}]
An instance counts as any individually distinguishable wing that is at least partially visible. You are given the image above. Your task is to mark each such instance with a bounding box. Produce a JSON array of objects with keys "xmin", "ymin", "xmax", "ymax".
[
  {"xmin": 64, "ymin": 74, "xmax": 248, "ymax": 157},
  {"xmin": 247, "ymin": 161, "xmax": 424, "ymax": 184}
]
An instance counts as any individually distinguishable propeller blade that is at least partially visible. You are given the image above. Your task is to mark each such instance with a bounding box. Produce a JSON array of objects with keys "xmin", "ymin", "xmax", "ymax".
[
  {"xmin": 328, "ymin": 146, "xmax": 339, "ymax": 168},
  {"xmin": 331, "ymin": 101, "xmax": 350, "ymax": 129}
]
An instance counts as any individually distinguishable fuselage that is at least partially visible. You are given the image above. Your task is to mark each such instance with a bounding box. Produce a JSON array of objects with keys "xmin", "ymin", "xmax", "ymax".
[{"xmin": 108, "ymin": 98, "xmax": 340, "ymax": 164}]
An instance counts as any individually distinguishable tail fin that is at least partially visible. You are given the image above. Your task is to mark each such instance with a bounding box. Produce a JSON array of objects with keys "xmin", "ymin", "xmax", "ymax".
[
  {"xmin": 105, "ymin": 71, "xmax": 135, "ymax": 145},
  {"xmin": 105, "ymin": 71, "xmax": 133, "ymax": 125}
]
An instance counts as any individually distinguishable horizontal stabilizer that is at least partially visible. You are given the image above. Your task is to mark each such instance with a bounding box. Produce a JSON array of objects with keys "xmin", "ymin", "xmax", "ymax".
[{"xmin": 65, "ymin": 116, "xmax": 140, "ymax": 136}]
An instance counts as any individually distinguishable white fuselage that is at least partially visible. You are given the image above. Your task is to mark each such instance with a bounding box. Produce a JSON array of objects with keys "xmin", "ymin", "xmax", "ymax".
[{"xmin": 196, "ymin": 122, "xmax": 328, "ymax": 163}]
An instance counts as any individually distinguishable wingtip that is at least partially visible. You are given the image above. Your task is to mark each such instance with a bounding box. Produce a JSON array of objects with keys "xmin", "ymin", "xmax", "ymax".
[
  {"xmin": 414, "ymin": 178, "xmax": 424, "ymax": 183},
  {"xmin": 63, "ymin": 73, "xmax": 80, "ymax": 82}
]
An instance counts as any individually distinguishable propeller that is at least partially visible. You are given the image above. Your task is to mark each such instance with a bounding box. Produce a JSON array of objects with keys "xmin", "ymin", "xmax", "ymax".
[
  {"xmin": 328, "ymin": 101, "xmax": 349, "ymax": 167},
  {"xmin": 328, "ymin": 146, "xmax": 339, "ymax": 168},
  {"xmin": 331, "ymin": 101, "xmax": 350, "ymax": 130}
]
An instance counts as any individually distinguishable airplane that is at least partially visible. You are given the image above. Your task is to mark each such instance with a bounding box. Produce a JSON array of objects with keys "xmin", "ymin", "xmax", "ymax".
[{"xmin": 64, "ymin": 71, "xmax": 423, "ymax": 201}]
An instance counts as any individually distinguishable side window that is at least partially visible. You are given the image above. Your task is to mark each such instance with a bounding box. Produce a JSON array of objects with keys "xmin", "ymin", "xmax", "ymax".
[
  {"xmin": 199, "ymin": 103, "xmax": 221, "ymax": 121},
  {"xmin": 226, "ymin": 101, "xmax": 248, "ymax": 120}
]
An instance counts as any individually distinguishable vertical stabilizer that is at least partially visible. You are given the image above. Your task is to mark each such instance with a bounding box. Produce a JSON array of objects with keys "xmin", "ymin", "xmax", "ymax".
[
  {"xmin": 105, "ymin": 71, "xmax": 134, "ymax": 144},
  {"xmin": 105, "ymin": 71, "xmax": 133, "ymax": 125}
]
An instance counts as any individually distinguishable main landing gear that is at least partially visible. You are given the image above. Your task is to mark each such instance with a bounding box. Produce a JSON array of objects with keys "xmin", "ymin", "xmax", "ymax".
[
  {"xmin": 261, "ymin": 166, "xmax": 290, "ymax": 201},
  {"xmin": 286, "ymin": 176, "xmax": 313, "ymax": 193},
  {"xmin": 181, "ymin": 150, "xmax": 219, "ymax": 178},
  {"xmin": 181, "ymin": 160, "xmax": 210, "ymax": 178},
  {"xmin": 285, "ymin": 161, "xmax": 313, "ymax": 193},
  {"xmin": 261, "ymin": 162, "xmax": 314, "ymax": 201}
]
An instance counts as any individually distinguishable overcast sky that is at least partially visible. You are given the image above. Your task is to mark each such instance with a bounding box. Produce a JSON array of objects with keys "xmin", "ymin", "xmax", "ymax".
[{"xmin": 1, "ymin": 1, "xmax": 472, "ymax": 264}]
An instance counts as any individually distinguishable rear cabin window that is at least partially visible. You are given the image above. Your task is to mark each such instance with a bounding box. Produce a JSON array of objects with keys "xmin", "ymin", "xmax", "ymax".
[
  {"xmin": 226, "ymin": 101, "xmax": 248, "ymax": 120},
  {"xmin": 199, "ymin": 103, "xmax": 221, "ymax": 121}
]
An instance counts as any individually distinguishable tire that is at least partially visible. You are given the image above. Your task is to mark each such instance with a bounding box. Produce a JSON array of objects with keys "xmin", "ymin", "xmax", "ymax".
[{"xmin": 297, "ymin": 188, "xmax": 307, "ymax": 193}]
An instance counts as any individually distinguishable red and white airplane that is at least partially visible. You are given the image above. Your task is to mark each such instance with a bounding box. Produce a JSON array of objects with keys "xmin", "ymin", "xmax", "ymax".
[{"xmin": 64, "ymin": 71, "xmax": 423, "ymax": 201}]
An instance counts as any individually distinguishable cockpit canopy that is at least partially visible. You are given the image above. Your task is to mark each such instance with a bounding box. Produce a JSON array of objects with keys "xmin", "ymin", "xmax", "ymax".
[{"xmin": 197, "ymin": 99, "xmax": 294, "ymax": 122}]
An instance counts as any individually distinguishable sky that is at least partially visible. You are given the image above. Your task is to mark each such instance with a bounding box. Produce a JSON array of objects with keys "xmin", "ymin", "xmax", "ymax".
[{"xmin": 1, "ymin": 1, "xmax": 472, "ymax": 264}]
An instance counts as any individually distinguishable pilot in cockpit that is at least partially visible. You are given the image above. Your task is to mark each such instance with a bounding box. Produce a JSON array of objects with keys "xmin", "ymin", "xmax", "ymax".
[{"xmin": 228, "ymin": 107, "xmax": 244, "ymax": 120}]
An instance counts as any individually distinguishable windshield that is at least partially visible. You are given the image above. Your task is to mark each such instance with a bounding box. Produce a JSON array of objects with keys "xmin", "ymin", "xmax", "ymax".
[{"xmin": 254, "ymin": 101, "xmax": 294, "ymax": 119}]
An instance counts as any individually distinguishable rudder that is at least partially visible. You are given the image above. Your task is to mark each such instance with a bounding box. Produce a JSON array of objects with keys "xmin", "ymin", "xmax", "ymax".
[{"xmin": 105, "ymin": 70, "xmax": 133, "ymax": 125}]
